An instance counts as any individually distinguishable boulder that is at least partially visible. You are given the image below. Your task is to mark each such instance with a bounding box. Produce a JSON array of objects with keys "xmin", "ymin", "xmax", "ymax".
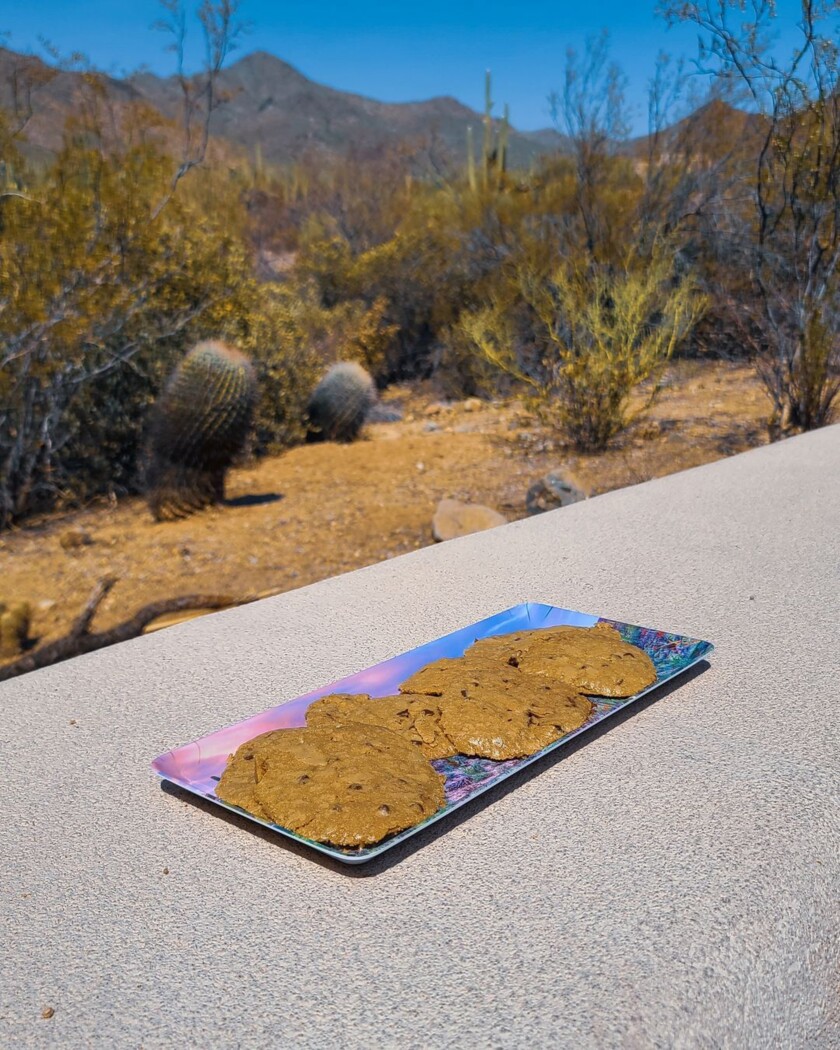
[
  {"xmin": 432, "ymin": 499, "xmax": 507, "ymax": 542},
  {"xmin": 526, "ymin": 472, "xmax": 586, "ymax": 516}
]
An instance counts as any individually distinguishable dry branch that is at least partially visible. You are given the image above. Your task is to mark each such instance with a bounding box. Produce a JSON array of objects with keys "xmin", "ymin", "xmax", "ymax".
[{"xmin": 0, "ymin": 577, "xmax": 265, "ymax": 683}]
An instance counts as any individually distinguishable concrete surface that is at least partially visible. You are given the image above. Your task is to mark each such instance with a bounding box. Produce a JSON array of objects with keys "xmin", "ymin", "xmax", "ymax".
[{"xmin": 1, "ymin": 426, "xmax": 839, "ymax": 1049}]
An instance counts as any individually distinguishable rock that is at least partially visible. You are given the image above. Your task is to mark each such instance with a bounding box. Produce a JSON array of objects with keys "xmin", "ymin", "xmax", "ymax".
[
  {"xmin": 142, "ymin": 609, "xmax": 218, "ymax": 635},
  {"xmin": 526, "ymin": 472, "xmax": 586, "ymax": 516},
  {"xmin": 59, "ymin": 528, "xmax": 93, "ymax": 550},
  {"xmin": 426, "ymin": 401, "xmax": 453, "ymax": 415},
  {"xmin": 462, "ymin": 397, "xmax": 482, "ymax": 413},
  {"xmin": 423, "ymin": 421, "xmax": 441, "ymax": 432},
  {"xmin": 432, "ymin": 499, "xmax": 507, "ymax": 542},
  {"xmin": 366, "ymin": 403, "xmax": 403, "ymax": 424}
]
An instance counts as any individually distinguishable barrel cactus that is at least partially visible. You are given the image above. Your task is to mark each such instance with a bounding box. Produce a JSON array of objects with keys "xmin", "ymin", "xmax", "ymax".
[
  {"xmin": 146, "ymin": 340, "xmax": 257, "ymax": 521},
  {"xmin": 306, "ymin": 362, "xmax": 376, "ymax": 443}
]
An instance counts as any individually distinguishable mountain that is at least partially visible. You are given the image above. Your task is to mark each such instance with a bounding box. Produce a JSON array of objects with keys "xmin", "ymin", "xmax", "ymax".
[
  {"xmin": 129, "ymin": 51, "xmax": 551, "ymax": 168},
  {"xmin": 0, "ymin": 47, "xmax": 761, "ymax": 175},
  {"xmin": 0, "ymin": 47, "xmax": 556, "ymax": 170}
]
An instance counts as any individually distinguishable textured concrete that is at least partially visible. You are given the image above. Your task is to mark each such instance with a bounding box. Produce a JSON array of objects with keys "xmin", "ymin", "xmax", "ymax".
[{"xmin": 1, "ymin": 426, "xmax": 839, "ymax": 1049}]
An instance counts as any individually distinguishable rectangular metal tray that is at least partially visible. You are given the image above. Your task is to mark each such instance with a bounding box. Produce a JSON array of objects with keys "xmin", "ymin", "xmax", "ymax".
[{"xmin": 152, "ymin": 602, "xmax": 713, "ymax": 864}]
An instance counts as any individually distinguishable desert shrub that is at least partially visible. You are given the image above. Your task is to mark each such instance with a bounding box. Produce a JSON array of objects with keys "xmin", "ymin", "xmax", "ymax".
[
  {"xmin": 0, "ymin": 126, "xmax": 327, "ymax": 524},
  {"xmin": 457, "ymin": 244, "xmax": 706, "ymax": 449},
  {"xmin": 664, "ymin": 0, "xmax": 840, "ymax": 433},
  {"xmin": 230, "ymin": 284, "xmax": 326, "ymax": 454},
  {"xmin": 436, "ymin": 318, "xmax": 507, "ymax": 399}
]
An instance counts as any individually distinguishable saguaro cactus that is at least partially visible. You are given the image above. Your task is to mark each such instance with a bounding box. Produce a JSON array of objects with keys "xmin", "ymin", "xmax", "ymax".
[
  {"xmin": 146, "ymin": 340, "xmax": 257, "ymax": 521},
  {"xmin": 466, "ymin": 71, "xmax": 509, "ymax": 191}
]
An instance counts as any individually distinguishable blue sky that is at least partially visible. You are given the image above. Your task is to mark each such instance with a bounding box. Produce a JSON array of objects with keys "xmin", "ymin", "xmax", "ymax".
[{"xmin": 1, "ymin": 1, "xmax": 809, "ymax": 133}]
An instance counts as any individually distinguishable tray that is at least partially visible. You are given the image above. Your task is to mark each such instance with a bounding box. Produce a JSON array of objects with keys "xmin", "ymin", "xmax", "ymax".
[{"xmin": 152, "ymin": 602, "xmax": 713, "ymax": 864}]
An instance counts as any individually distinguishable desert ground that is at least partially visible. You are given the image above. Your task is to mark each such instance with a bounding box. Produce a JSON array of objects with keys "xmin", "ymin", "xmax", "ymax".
[{"xmin": 0, "ymin": 360, "xmax": 770, "ymax": 666}]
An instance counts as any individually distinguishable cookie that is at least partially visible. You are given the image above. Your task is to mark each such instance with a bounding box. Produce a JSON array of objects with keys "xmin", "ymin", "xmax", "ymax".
[
  {"xmin": 435, "ymin": 694, "xmax": 558, "ymax": 760},
  {"xmin": 518, "ymin": 681, "xmax": 594, "ymax": 735},
  {"xmin": 436, "ymin": 671, "xmax": 593, "ymax": 759},
  {"xmin": 252, "ymin": 724, "xmax": 446, "ymax": 847},
  {"xmin": 518, "ymin": 628, "xmax": 656, "ymax": 697},
  {"xmin": 468, "ymin": 623, "xmax": 656, "ymax": 697},
  {"xmin": 306, "ymin": 691, "xmax": 456, "ymax": 759},
  {"xmin": 215, "ymin": 728, "xmax": 315, "ymax": 819},
  {"xmin": 399, "ymin": 655, "xmax": 517, "ymax": 698}
]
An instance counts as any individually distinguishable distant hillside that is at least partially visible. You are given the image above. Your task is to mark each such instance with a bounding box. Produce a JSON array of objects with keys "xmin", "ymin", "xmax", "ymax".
[
  {"xmin": 0, "ymin": 47, "xmax": 143, "ymax": 164},
  {"xmin": 131, "ymin": 51, "xmax": 557, "ymax": 168},
  {"xmin": 0, "ymin": 46, "xmax": 763, "ymax": 175},
  {"xmin": 0, "ymin": 47, "xmax": 559, "ymax": 169}
]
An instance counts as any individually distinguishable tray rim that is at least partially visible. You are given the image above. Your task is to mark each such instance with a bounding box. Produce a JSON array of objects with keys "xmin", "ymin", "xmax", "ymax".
[{"xmin": 152, "ymin": 601, "xmax": 714, "ymax": 864}]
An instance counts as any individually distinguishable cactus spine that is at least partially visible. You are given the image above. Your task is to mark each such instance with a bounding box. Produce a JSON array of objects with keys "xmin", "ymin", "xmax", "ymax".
[
  {"xmin": 307, "ymin": 362, "xmax": 376, "ymax": 443},
  {"xmin": 146, "ymin": 340, "xmax": 257, "ymax": 521}
]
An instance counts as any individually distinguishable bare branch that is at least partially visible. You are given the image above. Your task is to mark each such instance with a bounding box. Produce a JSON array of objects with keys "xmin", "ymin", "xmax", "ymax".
[{"xmin": 0, "ymin": 583, "xmax": 265, "ymax": 682}]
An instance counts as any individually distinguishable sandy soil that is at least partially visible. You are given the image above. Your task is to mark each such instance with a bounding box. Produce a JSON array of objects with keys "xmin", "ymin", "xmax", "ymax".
[{"xmin": 0, "ymin": 360, "xmax": 771, "ymax": 662}]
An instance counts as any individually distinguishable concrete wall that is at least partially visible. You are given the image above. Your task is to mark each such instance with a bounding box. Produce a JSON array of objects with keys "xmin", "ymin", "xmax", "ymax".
[{"xmin": 1, "ymin": 425, "xmax": 838, "ymax": 1048}]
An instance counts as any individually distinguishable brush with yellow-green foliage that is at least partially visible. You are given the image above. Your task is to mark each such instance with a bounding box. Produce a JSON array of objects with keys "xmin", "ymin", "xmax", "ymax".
[
  {"xmin": 0, "ymin": 117, "xmax": 327, "ymax": 527},
  {"xmin": 145, "ymin": 341, "xmax": 257, "ymax": 521},
  {"xmin": 457, "ymin": 243, "xmax": 707, "ymax": 450}
]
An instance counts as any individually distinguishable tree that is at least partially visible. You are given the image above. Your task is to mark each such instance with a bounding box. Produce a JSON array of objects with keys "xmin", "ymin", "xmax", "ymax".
[
  {"xmin": 663, "ymin": 0, "xmax": 840, "ymax": 432},
  {"xmin": 0, "ymin": 2, "xmax": 246, "ymax": 527}
]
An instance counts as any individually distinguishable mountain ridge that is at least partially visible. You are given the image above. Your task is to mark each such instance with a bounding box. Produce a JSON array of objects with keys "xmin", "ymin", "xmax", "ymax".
[
  {"xmin": 0, "ymin": 46, "xmax": 752, "ymax": 170},
  {"xmin": 0, "ymin": 46, "xmax": 563, "ymax": 168}
]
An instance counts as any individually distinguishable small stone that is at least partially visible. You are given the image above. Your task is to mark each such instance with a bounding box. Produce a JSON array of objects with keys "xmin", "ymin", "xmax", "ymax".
[
  {"xmin": 526, "ymin": 472, "xmax": 586, "ymax": 516},
  {"xmin": 432, "ymin": 499, "xmax": 507, "ymax": 542},
  {"xmin": 41, "ymin": 1007, "xmax": 55, "ymax": 1020},
  {"xmin": 462, "ymin": 397, "xmax": 482, "ymax": 413},
  {"xmin": 424, "ymin": 403, "xmax": 442, "ymax": 417},
  {"xmin": 423, "ymin": 421, "xmax": 441, "ymax": 432},
  {"xmin": 59, "ymin": 528, "xmax": 93, "ymax": 550},
  {"xmin": 69, "ymin": 720, "xmax": 77, "ymax": 726},
  {"xmin": 38, "ymin": 599, "xmax": 57, "ymax": 612},
  {"xmin": 636, "ymin": 421, "xmax": 663, "ymax": 441},
  {"xmin": 366, "ymin": 403, "xmax": 403, "ymax": 423},
  {"xmin": 163, "ymin": 867, "xmax": 170, "ymax": 875},
  {"xmin": 416, "ymin": 461, "xmax": 425, "ymax": 472}
]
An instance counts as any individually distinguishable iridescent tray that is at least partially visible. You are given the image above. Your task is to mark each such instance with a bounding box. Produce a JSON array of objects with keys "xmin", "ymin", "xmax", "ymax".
[{"xmin": 152, "ymin": 602, "xmax": 712, "ymax": 864}]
